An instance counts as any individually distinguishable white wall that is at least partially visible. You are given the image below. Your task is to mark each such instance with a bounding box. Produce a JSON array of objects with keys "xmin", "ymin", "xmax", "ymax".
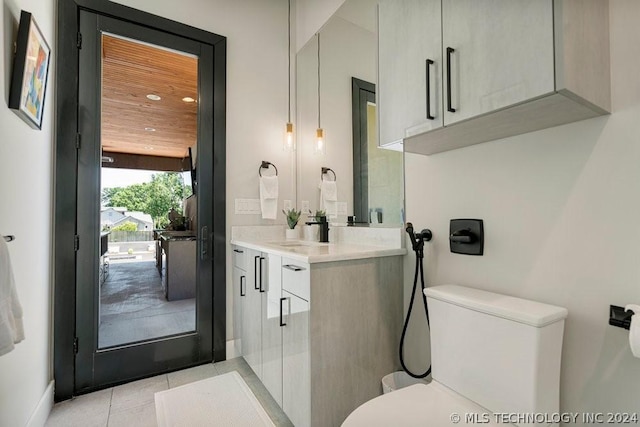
[
  {"xmin": 295, "ymin": 0, "xmax": 345, "ymax": 52},
  {"xmin": 296, "ymin": 15, "xmax": 376, "ymax": 218},
  {"xmin": 0, "ymin": 0, "xmax": 55, "ymax": 425},
  {"xmin": 403, "ymin": 0, "xmax": 640, "ymax": 420},
  {"xmin": 111, "ymin": 0, "xmax": 293, "ymax": 341}
]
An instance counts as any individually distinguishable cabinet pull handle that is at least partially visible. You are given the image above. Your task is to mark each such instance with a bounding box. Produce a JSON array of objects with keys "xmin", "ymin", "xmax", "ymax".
[
  {"xmin": 240, "ymin": 275, "xmax": 246, "ymax": 296},
  {"xmin": 426, "ymin": 59, "xmax": 435, "ymax": 120},
  {"xmin": 254, "ymin": 256, "xmax": 260, "ymax": 290},
  {"xmin": 233, "ymin": 249, "xmax": 244, "ymax": 253},
  {"xmin": 280, "ymin": 297, "xmax": 288, "ymax": 326},
  {"xmin": 283, "ymin": 264, "xmax": 305, "ymax": 272},
  {"xmin": 259, "ymin": 257, "xmax": 266, "ymax": 292},
  {"xmin": 446, "ymin": 47, "xmax": 456, "ymax": 113}
]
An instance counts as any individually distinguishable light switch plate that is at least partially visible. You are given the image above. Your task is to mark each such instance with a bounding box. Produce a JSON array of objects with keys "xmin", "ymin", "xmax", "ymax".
[
  {"xmin": 337, "ymin": 202, "xmax": 348, "ymax": 215},
  {"xmin": 301, "ymin": 200, "xmax": 310, "ymax": 213},
  {"xmin": 283, "ymin": 199, "xmax": 293, "ymax": 211},
  {"xmin": 235, "ymin": 198, "xmax": 261, "ymax": 215}
]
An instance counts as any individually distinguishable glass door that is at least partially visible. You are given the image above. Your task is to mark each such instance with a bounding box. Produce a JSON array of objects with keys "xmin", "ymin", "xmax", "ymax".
[{"xmin": 75, "ymin": 10, "xmax": 214, "ymax": 391}]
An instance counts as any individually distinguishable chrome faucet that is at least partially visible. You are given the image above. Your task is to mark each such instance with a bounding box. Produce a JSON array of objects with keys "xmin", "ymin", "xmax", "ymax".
[{"xmin": 305, "ymin": 215, "xmax": 330, "ymax": 243}]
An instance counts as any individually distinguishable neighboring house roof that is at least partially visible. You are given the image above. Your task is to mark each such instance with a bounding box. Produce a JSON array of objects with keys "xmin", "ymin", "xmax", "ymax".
[
  {"xmin": 125, "ymin": 212, "xmax": 153, "ymax": 225},
  {"xmin": 112, "ymin": 215, "xmax": 153, "ymax": 229},
  {"xmin": 101, "ymin": 207, "xmax": 127, "ymax": 213}
]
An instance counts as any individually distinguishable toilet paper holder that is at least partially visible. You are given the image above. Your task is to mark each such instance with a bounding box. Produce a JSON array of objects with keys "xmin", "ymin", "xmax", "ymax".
[{"xmin": 609, "ymin": 305, "xmax": 635, "ymax": 330}]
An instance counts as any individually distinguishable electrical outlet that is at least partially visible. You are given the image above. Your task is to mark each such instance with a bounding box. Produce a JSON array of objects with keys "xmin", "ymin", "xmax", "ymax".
[
  {"xmin": 301, "ymin": 200, "xmax": 310, "ymax": 213},
  {"xmin": 283, "ymin": 200, "xmax": 293, "ymax": 211},
  {"xmin": 235, "ymin": 198, "xmax": 261, "ymax": 214},
  {"xmin": 337, "ymin": 202, "xmax": 348, "ymax": 216}
]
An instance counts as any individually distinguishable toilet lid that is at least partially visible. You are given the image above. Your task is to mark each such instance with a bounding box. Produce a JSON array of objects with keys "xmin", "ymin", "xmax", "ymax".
[{"xmin": 342, "ymin": 381, "xmax": 508, "ymax": 427}]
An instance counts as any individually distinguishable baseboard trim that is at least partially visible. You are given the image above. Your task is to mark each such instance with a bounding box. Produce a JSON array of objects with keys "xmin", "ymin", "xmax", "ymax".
[
  {"xmin": 27, "ymin": 380, "xmax": 54, "ymax": 427},
  {"xmin": 225, "ymin": 339, "xmax": 240, "ymax": 360}
]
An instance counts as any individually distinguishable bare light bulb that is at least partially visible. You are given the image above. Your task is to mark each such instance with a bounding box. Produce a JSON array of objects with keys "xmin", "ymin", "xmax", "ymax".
[
  {"xmin": 284, "ymin": 122, "xmax": 295, "ymax": 151},
  {"xmin": 315, "ymin": 128, "xmax": 326, "ymax": 155}
]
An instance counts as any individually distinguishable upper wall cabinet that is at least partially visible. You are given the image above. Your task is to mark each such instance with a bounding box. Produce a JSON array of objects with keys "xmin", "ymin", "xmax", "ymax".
[
  {"xmin": 378, "ymin": 0, "xmax": 610, "ymax": 155},
  {"xmin": 378, "ymin": 0, "xmax": 443, "ymax": 146}
]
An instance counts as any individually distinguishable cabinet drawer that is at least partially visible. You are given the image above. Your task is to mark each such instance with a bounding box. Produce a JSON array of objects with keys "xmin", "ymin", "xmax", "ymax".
[
  {"xmin": 281, "ymin": 257, "xmax": 310, "ymax": 301},
  {"xmin": 232, "ymin": 246, "xmax": 247, "ymax": 271}
]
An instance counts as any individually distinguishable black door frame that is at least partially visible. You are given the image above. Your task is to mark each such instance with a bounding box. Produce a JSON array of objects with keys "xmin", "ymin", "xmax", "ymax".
[
  {"xmin": 352, "ymin": 78, "xmax": 376, "ymax": 224},
  {"xmin": 54, "ymin": 0, "xmax": 226, "ymax": 401}
]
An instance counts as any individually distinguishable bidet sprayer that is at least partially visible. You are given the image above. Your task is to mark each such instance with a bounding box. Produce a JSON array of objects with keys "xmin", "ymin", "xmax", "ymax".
[{"xmin": 405, "ymin": 222, "xmax": 432, "ymax": 258}]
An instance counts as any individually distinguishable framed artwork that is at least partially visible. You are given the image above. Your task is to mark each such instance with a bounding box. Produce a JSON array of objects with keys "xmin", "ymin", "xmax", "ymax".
[{"xmin": 8, "ymin": 10, "xmax": 51, "ymax": 130}]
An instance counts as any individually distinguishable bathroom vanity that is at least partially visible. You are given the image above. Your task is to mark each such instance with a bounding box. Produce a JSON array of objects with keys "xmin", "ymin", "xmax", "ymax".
[{"xmin": 230, "ymin": 234, "xmax": 405, "ymax": 427}]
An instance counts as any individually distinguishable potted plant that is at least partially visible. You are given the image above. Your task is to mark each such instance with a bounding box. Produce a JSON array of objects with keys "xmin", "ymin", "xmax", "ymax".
[
  {"xmin": 314, "ymin": 209, "xmax": 326, "ymax": 222},
  {"xmin": 283, "ymin": 208, "xmax": 302, "ymax": 239}
]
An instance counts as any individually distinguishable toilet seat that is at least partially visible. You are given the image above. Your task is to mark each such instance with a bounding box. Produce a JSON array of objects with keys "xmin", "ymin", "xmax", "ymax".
[{"xmin": 342, "ymin": 381, "xmax": 509, "ymax": 427}]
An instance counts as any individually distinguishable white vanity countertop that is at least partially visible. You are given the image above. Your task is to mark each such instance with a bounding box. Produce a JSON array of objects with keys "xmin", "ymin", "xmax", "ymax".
[{"xmin": 230, "ymin": 238, "xmax": 406, "ymax": 264}]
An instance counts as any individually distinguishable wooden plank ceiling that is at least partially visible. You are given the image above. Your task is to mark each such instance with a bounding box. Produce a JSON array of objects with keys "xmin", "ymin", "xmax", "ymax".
[{"xmin": 101, "ymin": 35, "xmax": 197, "ymax": 159}]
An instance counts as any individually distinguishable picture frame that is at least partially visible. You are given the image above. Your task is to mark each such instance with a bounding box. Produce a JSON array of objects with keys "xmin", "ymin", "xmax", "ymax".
[{"xmin": 8, "ymin": 10, "xmax": 51, "ymax": 130}]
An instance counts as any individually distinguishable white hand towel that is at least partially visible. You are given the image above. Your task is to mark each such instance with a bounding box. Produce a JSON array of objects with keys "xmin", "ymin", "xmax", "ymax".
[
  {"xmin": 319, "ymin": 180, "xmax": 338, "ymax": 218},
  {"xmin": 321, "ymin": 181, "xmax": 338, "ymax": 201},
  {"xmin": 625, "ymin": 304, "xmax": 640, "ymax": 358},
  {"xmin": 0, "ymin": 237, "xmax": 24, "ymax": 357},
  {"xmin": 260, "ymin": 175, "xmax": 279, "ymax": 220}
]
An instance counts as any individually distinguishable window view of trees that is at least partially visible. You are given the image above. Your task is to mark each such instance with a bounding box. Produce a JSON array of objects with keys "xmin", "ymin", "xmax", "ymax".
[{"xmin": 102, "ymin": 173, "xmax": 192, "ymax": 229}]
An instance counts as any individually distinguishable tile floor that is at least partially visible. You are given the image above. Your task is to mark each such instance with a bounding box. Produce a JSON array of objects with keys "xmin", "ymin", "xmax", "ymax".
[{"xmin": 46, "ymin": 357, "xmax": 293, "ymax": 427}]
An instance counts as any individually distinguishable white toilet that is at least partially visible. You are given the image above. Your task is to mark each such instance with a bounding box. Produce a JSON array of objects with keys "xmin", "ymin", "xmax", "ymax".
[{"xmin": 343, "ymin": 285, "xmax": 568, "ymax": 427}]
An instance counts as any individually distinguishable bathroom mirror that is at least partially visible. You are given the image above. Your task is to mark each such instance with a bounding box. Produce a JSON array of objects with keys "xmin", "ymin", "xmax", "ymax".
[{"xmin": 296, "ymin": 0, "xmax": 404, "ymax": 226}]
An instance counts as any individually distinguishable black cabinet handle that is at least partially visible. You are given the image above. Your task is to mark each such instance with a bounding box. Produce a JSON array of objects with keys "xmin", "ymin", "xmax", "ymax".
[
  {"xmin": 283, "ymin": 264, "xmax": 305, "ymax": 272},
  {"xmin": 254, "ymin": 256, "xmax": 260, "ymax": 290},
  {"xmin": 233, "ymin": 249, "xmax": 244, "ymax": 253},
  {"xmin": 259, "ymin": 257, "xmax": 265, "ymax": 292},
  {"xmin": 426, "ymin": 59, "xmax": 435, "ymax": 120},
  {"xmin": 446, "ymin": 47, "xmax": 456, "ymax": 113},
  {"xmin": 240, "ymin": 275, "xmax": 246, "ymax": 296},
  {"xmin": 280, "ymin": 297, "xmax": 287, "ymax": 327}
]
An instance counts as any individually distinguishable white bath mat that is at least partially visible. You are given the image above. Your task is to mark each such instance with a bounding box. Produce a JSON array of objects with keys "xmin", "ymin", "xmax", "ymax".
[{"xmin": 154, "ymin": 371, "xmax": 275, "ymax": 426}]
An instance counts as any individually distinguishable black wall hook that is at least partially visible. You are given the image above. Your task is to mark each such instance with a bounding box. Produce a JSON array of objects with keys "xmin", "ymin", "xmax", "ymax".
[{"xmin": 2, "ymin": 235, "xmax": 15, "ymax": 242}]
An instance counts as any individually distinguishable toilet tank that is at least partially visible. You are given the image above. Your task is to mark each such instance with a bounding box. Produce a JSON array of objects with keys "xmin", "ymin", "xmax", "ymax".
[{"xmin": 424, "ymin": 285, "xmax": 568, "ymax": 418}]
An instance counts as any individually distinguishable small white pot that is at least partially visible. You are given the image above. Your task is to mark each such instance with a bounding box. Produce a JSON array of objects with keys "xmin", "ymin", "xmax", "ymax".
[{"xmin": 285, "ymin": 228, "xmax": 299, "ymax": 240}]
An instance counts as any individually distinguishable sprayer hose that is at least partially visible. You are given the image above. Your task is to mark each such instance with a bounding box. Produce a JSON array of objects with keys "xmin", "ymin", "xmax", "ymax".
[{"xmin": 399, "ymin": 253, "xmax": 431, "ymax": 379}]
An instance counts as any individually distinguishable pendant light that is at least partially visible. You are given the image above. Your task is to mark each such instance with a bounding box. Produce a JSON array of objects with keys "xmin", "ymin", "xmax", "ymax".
[
  {"xmin": 314, "ymin": 32, "xmax": 326, "ymax": 155},
  {"xmin": 283, "ymin": 0, "xmax": 295, "ymax": 151}
]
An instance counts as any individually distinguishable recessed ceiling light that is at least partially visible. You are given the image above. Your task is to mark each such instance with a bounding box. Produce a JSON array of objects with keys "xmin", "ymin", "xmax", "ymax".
[
  {"xmin": 144, "ymin": 146, "xmax": 155, "ymax": 150},
  {"xmin": 144, "ymin": 127, "xmax": 156, "ymax": 132},
  {"xmin": 146, "ymin": 94, "xmax": 161, "ymax": 101},
  {"xmin": 182, "ymin": 97, "xmax": 196, "ymax": 103}
]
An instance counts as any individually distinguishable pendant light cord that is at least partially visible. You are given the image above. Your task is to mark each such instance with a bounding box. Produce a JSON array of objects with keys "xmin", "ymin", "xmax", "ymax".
[
  {"xmin": 317, "ymin": 33, "xmax": 321, "ymax": 129},
  {"xmin": 287, "ymin": 0, "xmax": 291, "ymax": 123}
]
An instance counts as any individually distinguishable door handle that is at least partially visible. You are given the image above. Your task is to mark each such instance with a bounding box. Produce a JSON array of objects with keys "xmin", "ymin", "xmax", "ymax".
[
  {"xmin": 240, "ymin": 275, "xmax": 246, "ymax": 296},
  {"xmin": 446, "ymin": 47, "xmax": 456, "ymax": 113},
  {"xmin": 254, "ymin": 256, "xmax": 260, "ymax": 290},
  {"xmin": 200, "ymin": 226, "xmax": 208, "ymax": 259},
  {"xmin": 259, "ymin": 257, "xmax": 266, "ymax": 292},
  {"xmin": 280, "ymin": 297, "xmax": 288, "ymax": 327},
  {"xmin": 426, "ymin": 59, "xmax": 435, "ymax": 120}
]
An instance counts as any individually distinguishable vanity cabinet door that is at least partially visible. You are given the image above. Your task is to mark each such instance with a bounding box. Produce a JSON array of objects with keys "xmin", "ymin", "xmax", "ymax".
[
  {"xmin": 260, "ymin": 254, "xmax": 283, "ymax": 406},
  {"xmin": 441, "ymin": 0, "xmax": 554, "ymax": 126},
  {"xmin": 242, "ymin": 249, "xmax": 263, "ymax": 379},
  {"xmin": 281, "ymin": 290, "xmax": 310, "ymax": 427},
  {"xmin": 378, "ymin": 0, "xmax": 443, "ymax": 146}
]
